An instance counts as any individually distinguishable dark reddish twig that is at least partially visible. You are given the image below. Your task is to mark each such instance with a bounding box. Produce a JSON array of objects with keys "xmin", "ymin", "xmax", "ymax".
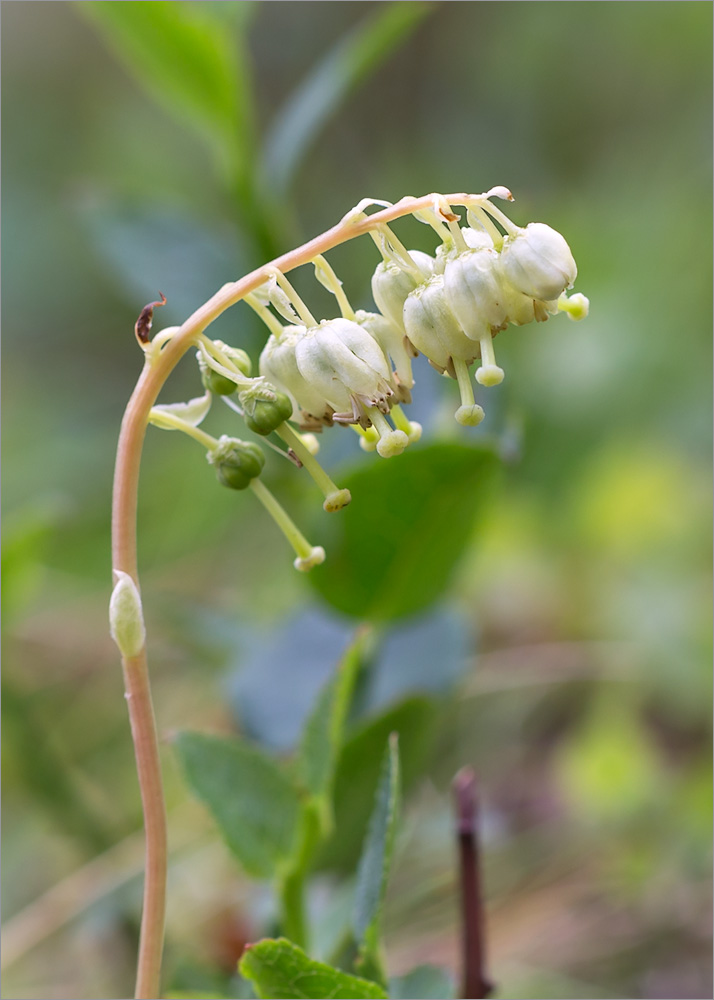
[{"xmin": 453, "ymin": 767, "xmax": 493, "ymax": 1000}]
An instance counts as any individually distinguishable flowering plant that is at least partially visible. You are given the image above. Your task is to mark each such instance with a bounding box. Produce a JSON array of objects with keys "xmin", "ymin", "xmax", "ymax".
[{"xmin": 110, "ymin": 190, "xmax": 587, "ymax": 999}]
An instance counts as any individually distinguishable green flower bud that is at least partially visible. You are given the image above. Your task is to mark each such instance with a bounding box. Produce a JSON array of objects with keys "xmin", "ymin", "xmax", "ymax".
[
  {"xmin": 201, "ymin": 367, "xmax": 239, "ymax": 396},
  {"xmin": 242, "ymin": 390, "xmax": 293, "ymax": 436},
  {"xmin": 208, "ymin": 436, "xmax": 265, "ymax": 490},
  {"xmin": 198, "ymin": 342, "xmax": 252, "ymax": 395}
]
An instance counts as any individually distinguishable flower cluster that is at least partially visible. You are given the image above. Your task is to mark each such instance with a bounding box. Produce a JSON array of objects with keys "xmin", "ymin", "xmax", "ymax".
[{"xmin": 148, "ymin": 189, "xmax": 588, "ymax": 570}]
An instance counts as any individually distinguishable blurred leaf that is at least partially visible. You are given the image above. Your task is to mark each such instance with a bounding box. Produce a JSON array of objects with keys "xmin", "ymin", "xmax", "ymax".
[
  {"xmin": 555, "ymin": 699, "xmax": 661, "ymax": 825},
  {"xmin": 353, "ymin": 735, "xmax": 400, "ymax": 987},
  {"xmin": 1, "ymin": 501, "xmax": 64, "ymax": 624},
  {"xmin": 176, "ymin": 731, "xmax": 301, "ymax": 879},
  {"xmin": 364, "ymin": 606, "xmax": 471, "ymax": 712},
  {"xmin": 297, "ymin": 628, "xmax": 366, "ymax": 801},
  {"xmin": 79, "ymin": 1, "xmax": 254, "ymax": 179},
  {"xmin": 2, "ymin": 679, "xmax": 116, "ymax": 853},
  {"xmin": 310, "ymin": 442, "xmax": 500, "ymax": 621},
  {"xmin": 239, "ymin": 938, "xmax": 388, "ymax": 1000},
  {"xmin": 198, "ymin": 1, "xmax": 258, "ymax": 29},
  {"xmin": 226, "ymin": 608, "xmax": 353, "ymax": 752},
  {"xmin": 317, "ymin": 697, "xmax": 439, "ymax": 871},
  {"xmin": 389, "ymin": 965, "xmax": 456, "ymax": 999},
  {"xmin": 262, "ymin": 2, "xmax": 433, "ymax": 194},
  {"xmin": 78, "ymin": 200, "xmax": 243, "ymax": 323}
]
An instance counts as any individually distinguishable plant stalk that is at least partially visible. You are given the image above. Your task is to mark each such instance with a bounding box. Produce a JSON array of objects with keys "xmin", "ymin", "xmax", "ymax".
[{"xmin": 111, "ymin": 191, "xmax": 494, "ymax": 998}]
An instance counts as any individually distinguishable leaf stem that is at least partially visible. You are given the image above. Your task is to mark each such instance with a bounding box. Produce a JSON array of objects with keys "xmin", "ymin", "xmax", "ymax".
[{"xmin": 111, "ymin": 191, "xmax": 501, "ymax": 998}]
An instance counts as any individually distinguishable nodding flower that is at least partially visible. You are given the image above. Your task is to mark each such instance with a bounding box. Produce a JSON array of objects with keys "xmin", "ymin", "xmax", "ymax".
[{"xmin": 154, "ymin": 188, "xmax": 588, "ymax": 569}]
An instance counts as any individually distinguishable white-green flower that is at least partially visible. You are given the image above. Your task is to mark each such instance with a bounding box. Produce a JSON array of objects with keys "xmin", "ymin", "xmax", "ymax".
[
  {"xmin": 403, "ymin": 274, "xmax": 479, "ymax": 375},
  {"xmin": 354, "ymin": 309, "xmax": 416, "ymax": 402},
  {"xmin": 371, "ymin": 250, "xmax": 434, "ymax": 331},
  {"xmin": 294, "ymin": 317, "xmax": 396, "ymax": 420},
  {"xmin": 498, "ymin": 222, "xmax": 577, "ymax": 302},
  {"xmin": 259, "ymin": 325, "xmax": 333, "ymax": 425}
]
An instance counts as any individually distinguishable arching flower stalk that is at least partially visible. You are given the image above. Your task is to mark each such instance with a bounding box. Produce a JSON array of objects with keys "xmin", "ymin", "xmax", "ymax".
[{"xmin": 110, "ymin": 189, "xmax": 588, "ymax": 999}]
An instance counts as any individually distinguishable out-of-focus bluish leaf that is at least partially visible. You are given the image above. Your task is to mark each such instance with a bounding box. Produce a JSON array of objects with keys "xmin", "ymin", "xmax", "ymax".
[
  {"xmin": 239, "ymin": 938, "xmax": 388, "ymax": 1000},
  {"xmin": 309, "ymin": 442, "xmax": 500, "ymax": 622},
  {"xmin": 353, "ymin": 735, "xmax": 401, "ymax": 987},
  {"xmin": 364, "ymin": 606, "xmax": 472, "ymax": 712},
  {"xmin": 225, "ymin": 607, "xmax": 353, "ymax": 751},
  {"xmin": 79, "ymin": 2, "xmax": 254, "ymax": 179},
  {"xmin": 175, "ymin": 731, "xmax": 301, "ymax": 879},
  {"xmin": 317, "ymin": 697, "xmax": 439, "ymax": 871},
  {"xmin": 389, "ymin": 966, "xmax": 456, "ymax": 999},
  {"xmin": 297, "ymin": 628, "xmax": 366, "ymax": 801},
  {"xmin": 78, "ymin": 200, "xmax": 243, "ymax": 323},
  {"xmin": 262, "ymin": 2, "xmax": 433, "ymax": 194}
]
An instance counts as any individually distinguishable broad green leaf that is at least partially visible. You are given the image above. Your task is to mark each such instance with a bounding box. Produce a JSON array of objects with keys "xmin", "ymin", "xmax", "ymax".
[
  {"xmin": 309, "ymin": 442, "xmax": 500, "ymax": 621},
  {"xmin": 79, "ymin": 2, "xmax": 254, "ymax": 178},
  {"xmin": 297, "ymin": 628, "xmax": 367, "ymax": 801},
  {"xmin": 262, "ymin": 2, "xmax": 433, "ymax": 194},
  {"xmin": 389, "ymin": 965, "xmax": 456, "ymax": 999},
  {"xmin": 353, "ymin": 735, "xmax": 401, "ymax": 986},
  {"xmin": 239, "ymin": 938, "xmax": 388, "ymax": 1000},
  {"xmin": 176, "ymin": 731, "xmax": 301, "ymax": 879},
  {"xmin": 317, "ymin": 697, "xmax": 439, "ymax": 871}
]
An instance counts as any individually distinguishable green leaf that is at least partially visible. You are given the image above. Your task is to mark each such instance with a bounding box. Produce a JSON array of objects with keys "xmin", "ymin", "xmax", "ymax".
[
  {"xmin": 317, "ymin": 697, "xmax": 439, "ymax": 871},
  {"xmin": 262, "ymin": 2, "xmax": 433, "ymax": 194},
  {"xmin": 176, "ymin": 731, "xmax": 301, "ymax": 879},
  {"xmin": 79, "ymin": 2, "xmax": 254, "ymax": 178},
  {"xmin": 297, "ymin": 628, "xmax": 367, "ymax": 801},
  {"xmin": 309, "ymin": 442, "xmax": 500, "ymax": 621},
  {"xmin": 389, "ymin": 965, "xmax": 456, "ymax": 999},
  {"xmin": 239, "ymin": 938, "xmax": 388, "ymax": 1000},
  {"xmin": 353, "ymin": 735, "xmax": 401, "ymax": 986}
]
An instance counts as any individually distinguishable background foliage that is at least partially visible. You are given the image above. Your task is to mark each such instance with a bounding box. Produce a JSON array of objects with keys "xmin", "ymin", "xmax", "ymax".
[{"xmin": 2, "ymin": 3, "xmax": 712, "ymax": 999}]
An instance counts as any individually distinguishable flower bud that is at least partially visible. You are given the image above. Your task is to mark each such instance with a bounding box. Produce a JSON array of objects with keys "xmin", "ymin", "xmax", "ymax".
[
  {"xmin": 295, "ymin": 317, "xmax": 395, "ymax": 418},
  {"xmin": 202, "ymin": 368, "xmax": 239, "ymax": 396},
  {"xmin": 371, "ymin": 250, "xmax": 434, "ymax": 330},
  {"xmin": 444, "ymin": 248, "xmax": 508, "ymax": 341},
  {"xmin": 241, "ymin": 389, "xmax": 293, "ymax": 436},
  {"xmin": 199, "ymin": 343, "xmax": 252, "ymax": 395},
  {"xmin": 208, "ymin": 436, "xmax": 265, "ymax": 490},
  {"xmin": 499, "ymin": 222, "xmax": 577, "ymax": 302},
  {"xmin": 109, "ymin": 571, "xmax": 146, "ymax": 658},
  {"xmin": 403, "ymin": 274, "xmax": 478, "ymax": 373}
]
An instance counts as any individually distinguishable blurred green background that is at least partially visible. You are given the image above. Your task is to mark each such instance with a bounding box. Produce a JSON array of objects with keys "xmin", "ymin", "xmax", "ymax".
[{"xmin": 2, "ymin": 3, "xmax": 712, "ymax": 998}]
